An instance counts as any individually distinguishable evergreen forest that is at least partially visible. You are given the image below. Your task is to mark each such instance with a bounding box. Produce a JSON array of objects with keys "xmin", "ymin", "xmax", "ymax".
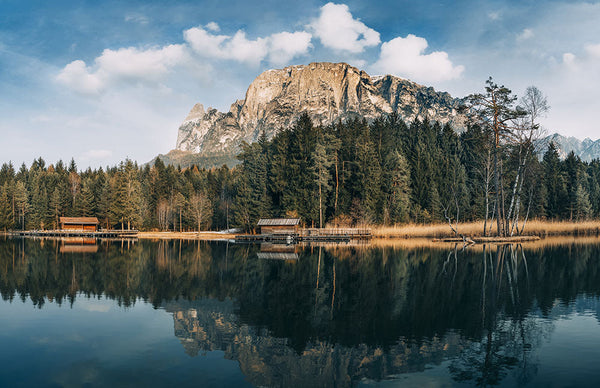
[{"xmin": 1, "ymin": 81, "xmax": 599, "ymax": 233}]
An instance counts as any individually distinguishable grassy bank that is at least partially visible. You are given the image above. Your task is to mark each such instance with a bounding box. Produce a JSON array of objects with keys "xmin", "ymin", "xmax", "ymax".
[
  {"xmin": 372, "ymin": 220, "xmax": 600, "ymax": 239},
  {"xmin": 137, "ymin": 231, "xmax": 237, "ymax": 240}
]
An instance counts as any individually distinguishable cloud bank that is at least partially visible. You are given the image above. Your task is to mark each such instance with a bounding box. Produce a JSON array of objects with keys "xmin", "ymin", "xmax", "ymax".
[
  {"xmin": 57, "ymin": 2, "xmax": 463, "ymax": 96},
  {"xmin": 373, "ymin": 34, "xmax": 464, "ymax": 82},
  {"xmin": 309, "ymin": 2, "xmax": 380, "ymax": 53}
]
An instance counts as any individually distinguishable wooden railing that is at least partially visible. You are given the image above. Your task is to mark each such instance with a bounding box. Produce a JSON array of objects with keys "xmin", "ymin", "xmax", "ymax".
[{"xmin": 300, "ymin": 228, "xmax": 371, "ymax": 237}]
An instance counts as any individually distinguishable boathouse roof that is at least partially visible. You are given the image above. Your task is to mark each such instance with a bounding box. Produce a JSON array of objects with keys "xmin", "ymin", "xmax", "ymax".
[
  {"xmin": 59, "ymin": 217, "xmax": 100, "ymax": 225},
  {"xmin": 257, "ymin": 218, "xmax": 301, "ymax": 226}
]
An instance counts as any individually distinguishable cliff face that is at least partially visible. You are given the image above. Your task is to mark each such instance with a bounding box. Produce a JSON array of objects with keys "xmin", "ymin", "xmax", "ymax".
[{"xmin": 175, "ymin": 62, "xmax": 466, "ymax": 156}]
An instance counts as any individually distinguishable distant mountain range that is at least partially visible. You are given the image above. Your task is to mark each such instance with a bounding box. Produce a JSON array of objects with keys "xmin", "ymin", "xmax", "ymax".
[
  {"xmin": 536, "ymin": 133, "xmax": 600, "ymax": 162},
  {"xmin": 153, "ymin": 62, "xmax": 599, "ymax": 168}
]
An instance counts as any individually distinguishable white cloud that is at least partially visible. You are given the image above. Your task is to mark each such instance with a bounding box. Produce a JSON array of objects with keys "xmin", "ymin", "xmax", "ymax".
[
  {"xmin": 585, "ymin": 43, "xmax": 600, "ymax": 58},
  {"xmin": 268, "ymin": 31, "xmax": 312, "ymax": 65},
  {"xmin": 56, "ymin": 60, "xmax": 103, "ymax": 95},
  {"xmin": 124, "ymin": 14, "xmax": 149, "ymax": 25},
  {"xmin": 205, "ymin": 22, "xmax": 220, "ymax": 32},
  {"xmin": 96, "ymin": 45, "xmax": 187, "ymax": 81},
  {"xmin": 562, "ymin": 52, "xmax": 577, "ymax": 68},
  {"xmin": 372, "ymin": 34, "xmax": 464, "ymax": 83},
  {"xmin": 517, "ymin": 28, "xmax": 534, "ymax": 41},
  {"xmin": 488, "ymin": 11, "xmax": 501, "ymax": 21},
  {"xmin": 310, "ymin": 2, "xmax": 380, "ymax": 53},
  {"xmin": 56, "ymin": 45, "xmax": 188, "ymax": 95},
  {"xmin": 225, "ymin": 31, "xmax": 269, "ymax": 65},
  {"xmin": 184, "ymin": 26, "xmax": 310, "ymax": 66}
]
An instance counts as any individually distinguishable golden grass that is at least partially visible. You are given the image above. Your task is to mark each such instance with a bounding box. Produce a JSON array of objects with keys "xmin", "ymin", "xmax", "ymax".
[
  {"xmin": 372, "ymin": 219, "xmax": 600, "ymax": 239},
  {"xmin": 366, "ymin": 235, "xmax": 600, "ymax": 251},
  {"xmin": 137, "ymin": 231, "xmax": 237, "ymax": 240}
]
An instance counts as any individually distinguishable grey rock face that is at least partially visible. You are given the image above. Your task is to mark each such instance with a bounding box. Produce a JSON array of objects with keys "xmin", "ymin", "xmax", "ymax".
[{"xmin": 175, "ymin": 62, "xmax": 466, "ymax": 156}]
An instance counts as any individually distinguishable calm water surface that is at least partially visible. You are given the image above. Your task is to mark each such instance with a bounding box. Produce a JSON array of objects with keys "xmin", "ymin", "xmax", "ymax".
[{"xmin": 1, "ymin": 237, "xmax": 600, "ymax": 387}]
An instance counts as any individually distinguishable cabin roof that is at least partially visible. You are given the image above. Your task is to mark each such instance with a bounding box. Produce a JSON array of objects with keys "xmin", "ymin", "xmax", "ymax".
[
  {"xmin": 257, "ymin": 218, "xmax": 301, "ymax": 226},
  {"xmin": 59, "ymin": 217, "xmax": 100, "ymax": 225}
]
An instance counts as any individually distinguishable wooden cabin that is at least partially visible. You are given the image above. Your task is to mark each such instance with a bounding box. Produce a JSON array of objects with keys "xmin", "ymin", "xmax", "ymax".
[
  {"xmin": 59, "ymin": 217, "xmax": 100, "ymax": 232},
  {"xmin": 257, "ymin": 218, "xmax": 300, "ymax": 235}
]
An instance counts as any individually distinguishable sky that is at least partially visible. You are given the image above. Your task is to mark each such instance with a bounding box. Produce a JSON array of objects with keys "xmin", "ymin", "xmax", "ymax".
[{"xmin": 1, "ymin": 0, "xmax": 599, "ymax": 168}]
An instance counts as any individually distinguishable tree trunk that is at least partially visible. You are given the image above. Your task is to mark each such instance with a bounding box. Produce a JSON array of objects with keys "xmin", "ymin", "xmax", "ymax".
[
  {"xmin": 319, "ymin": 179, "xmax": 323, "ymax": 229},
  {"xmin": 494, "ymin": 147, "xmax": 501, "ymax": 237}
]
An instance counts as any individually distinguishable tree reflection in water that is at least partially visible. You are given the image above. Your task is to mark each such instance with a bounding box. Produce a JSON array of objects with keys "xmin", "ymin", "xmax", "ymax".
[{"xmin": 1, "ymin": 237, "xmax": 600, "ymax": 386}]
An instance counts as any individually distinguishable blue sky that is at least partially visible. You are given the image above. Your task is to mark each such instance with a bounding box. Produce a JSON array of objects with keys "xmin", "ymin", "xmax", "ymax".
[{"xmin": 1, "ymin": 0, "xmax": 599, "ymax": 167}]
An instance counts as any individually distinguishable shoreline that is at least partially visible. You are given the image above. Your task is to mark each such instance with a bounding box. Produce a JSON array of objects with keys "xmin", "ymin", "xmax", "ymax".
[{"xmin": 2, "ymin": 220, "xmax": 599, "ymax": 244}]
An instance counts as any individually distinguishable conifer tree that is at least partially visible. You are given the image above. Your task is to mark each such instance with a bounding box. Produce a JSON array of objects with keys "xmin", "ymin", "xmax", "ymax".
[
  {"xmin": 78, "ymin": 178, "xmax": 96, "ymax": 217},
  {"xmin": 543, "ymin": 143, "xmax": 568, "ymax": 219},
  {"xmin": 0, "ymin": 182, "xmax": 14, "ymax": 230},
  {"xmin": 50, "ymin": 186, "xmax": 62, "ymax": 229},
  {"xmin": 465, "ymin": 78, "xmax": 527, "ymax": 236},
  {"xmin": 574, "ymin": 185, "xmax": 593, "ymax": 220},
  {"xmin": 14, "ymin": 180, "xmax": 30, "ymax": 230},
  {"xmin": 383, "ymin": 150, "xmax": 411, "ymax": 224}
]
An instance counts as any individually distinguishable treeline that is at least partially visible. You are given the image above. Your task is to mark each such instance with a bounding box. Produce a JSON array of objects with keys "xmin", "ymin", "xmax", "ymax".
[
  {"xmin": 0, "ymin": 112, "xmax": 598, "ymax": 232},
  {"xmin": 0, "ymin": 158, "xmax": 234, "ymax": 231},
  {"xmin": 232, "ymin": 113, "xmax": 600, "ymax": 230}
]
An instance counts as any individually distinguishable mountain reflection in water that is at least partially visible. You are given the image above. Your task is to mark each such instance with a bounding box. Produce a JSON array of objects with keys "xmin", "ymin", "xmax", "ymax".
[{"xmin": 1, "ymin": 237, "xmax": 600, "ymax": 387}]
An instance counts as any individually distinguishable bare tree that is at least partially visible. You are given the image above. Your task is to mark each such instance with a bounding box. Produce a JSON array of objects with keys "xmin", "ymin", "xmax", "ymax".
[
  {"xmin": 190, "ymin": 191, "xmax": 212, "ymax": 232},
  {"xmin": 157, "ymin": 199, "xmax": 172, "ymax": 231},
  {"xmin": 505, "ymin": 86, "xmax": 548, "ymax": 236}
]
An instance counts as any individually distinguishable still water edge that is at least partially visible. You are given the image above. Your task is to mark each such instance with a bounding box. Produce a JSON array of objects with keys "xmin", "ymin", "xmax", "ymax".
[{"xmin": 1, "ymin": 238, "xmax": 600, "ymax": 387}]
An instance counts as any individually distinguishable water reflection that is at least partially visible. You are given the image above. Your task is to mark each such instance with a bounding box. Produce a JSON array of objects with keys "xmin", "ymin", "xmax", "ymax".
[{"xmin": 1, "ymin": 237, "xmax": 600, "ymax": 386}]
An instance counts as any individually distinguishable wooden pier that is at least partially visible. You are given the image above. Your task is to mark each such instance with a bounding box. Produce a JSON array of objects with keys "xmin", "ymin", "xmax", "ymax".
[
  {"xmin": 9, "ymin": 229, "xmax": 139, "ymax": 238},
  {"xmin": 236, "ymin": 227, "xmax": 371, "ymax": 243}
]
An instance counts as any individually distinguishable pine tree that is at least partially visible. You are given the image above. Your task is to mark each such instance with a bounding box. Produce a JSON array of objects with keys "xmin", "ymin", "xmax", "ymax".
[
  {"xmin": 384, "ymin": 150, "xmax": 411, "ymax": 224},
  {"xmin": 465, "ymin": 78, "xmax": 529, "ymax": 236},
  {"xmin": 543, "ymin": 143, "xmax": 568, "ymax": 219},
  {"xmin": 312, "ymin": 131, "xmax": 339, "ymax": 227},
  {"xmin": 0, "ymin": 182, "xmax": 14, "ymax": 230},
  {"xmin": 14, "ymin": 180, "xmax": 30, "ymax": 230},
  {"xmin": 50, "ymin": 186, "xmax": 62, "ymax": 229},
  {"xmin": 31, "ymin": 181, "xmax": 49, "ymax": 229},
  {"xmin": 109, "ymin": 171, "xmax": 128, "ymax": 229},
  {"xmin": 78, "ymin": 178, "xmax": 96, "ymax": 217},
  {"xmin": 574, "ymin": 185, "xmax": 593, "ymax": 220}
]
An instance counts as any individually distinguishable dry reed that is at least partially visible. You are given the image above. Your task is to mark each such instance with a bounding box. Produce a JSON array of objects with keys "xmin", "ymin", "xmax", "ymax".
[{"xmin": 372, "ymin": 219, "xmax": 600, "ymax": 239}]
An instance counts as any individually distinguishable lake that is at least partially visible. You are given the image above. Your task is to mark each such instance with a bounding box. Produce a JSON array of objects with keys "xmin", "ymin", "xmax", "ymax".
[{"xmin": 1, "ymin": 237, "xmax": 600, "ymax": 387}]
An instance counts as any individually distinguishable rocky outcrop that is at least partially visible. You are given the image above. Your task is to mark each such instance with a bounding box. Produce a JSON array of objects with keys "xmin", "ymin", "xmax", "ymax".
[{"xmin": 175, "ymin": 62, "xmax": 467, "ymax": 156}]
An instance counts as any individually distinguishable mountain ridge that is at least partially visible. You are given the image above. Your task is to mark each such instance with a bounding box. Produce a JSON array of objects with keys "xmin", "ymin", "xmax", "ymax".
[
  {"xmin": 156, "ymin": 62, "xmax": 600, "ymax": 168},
  {"xmin": 175, "ymin": 62, "xmax": 467, "ymax": 157}
]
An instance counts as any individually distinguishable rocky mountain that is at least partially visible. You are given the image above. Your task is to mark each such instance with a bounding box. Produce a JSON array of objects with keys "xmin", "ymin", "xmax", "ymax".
[
  {"xmin": 537, "ymin": 133, "xmax": 600, "ymax": 162},
  {"xmin": 175, "ymin": 62, "xmax": 467, "ymax": 158},
  {"xmin": 158, "ymin": 61, "xmax": 599, "ymax": 168}
]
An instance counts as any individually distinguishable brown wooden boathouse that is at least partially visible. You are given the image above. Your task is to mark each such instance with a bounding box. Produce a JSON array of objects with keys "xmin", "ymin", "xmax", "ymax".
[
  {"xmin": 257, "ymin": 218, "xmax": 300, "ymax": 235},
  {"xmin": 59, "ymin": 217, "xmax": 100, "ymax": 232}
]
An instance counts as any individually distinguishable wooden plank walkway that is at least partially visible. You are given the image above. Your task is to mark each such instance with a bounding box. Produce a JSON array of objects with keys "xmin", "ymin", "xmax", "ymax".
[
  {"xmin": 9, "ymin": 230, "xmax": 139, "ymax": 238},
  {"xmin": 236, "ymin": 227, "xmax": 372, "ymax": 243}
]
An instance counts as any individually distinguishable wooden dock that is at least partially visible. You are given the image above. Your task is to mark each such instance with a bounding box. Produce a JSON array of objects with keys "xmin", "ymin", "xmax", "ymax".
[
  {"xmin": 433, "ymin": 235, "xmax": 541, "ymax": 244},
  {"xmin": 9, "ymin": 229, "xmax": 139, "ymax": 238},
  {"xmin": 236, "ymin": 227, "xmax": 371, "ymax": 243}
]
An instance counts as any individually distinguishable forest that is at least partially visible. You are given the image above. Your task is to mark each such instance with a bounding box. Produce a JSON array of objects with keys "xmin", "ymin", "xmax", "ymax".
[{"xmin": 0, "ymin": 80, "xmax": 599, "ymax": 233}]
